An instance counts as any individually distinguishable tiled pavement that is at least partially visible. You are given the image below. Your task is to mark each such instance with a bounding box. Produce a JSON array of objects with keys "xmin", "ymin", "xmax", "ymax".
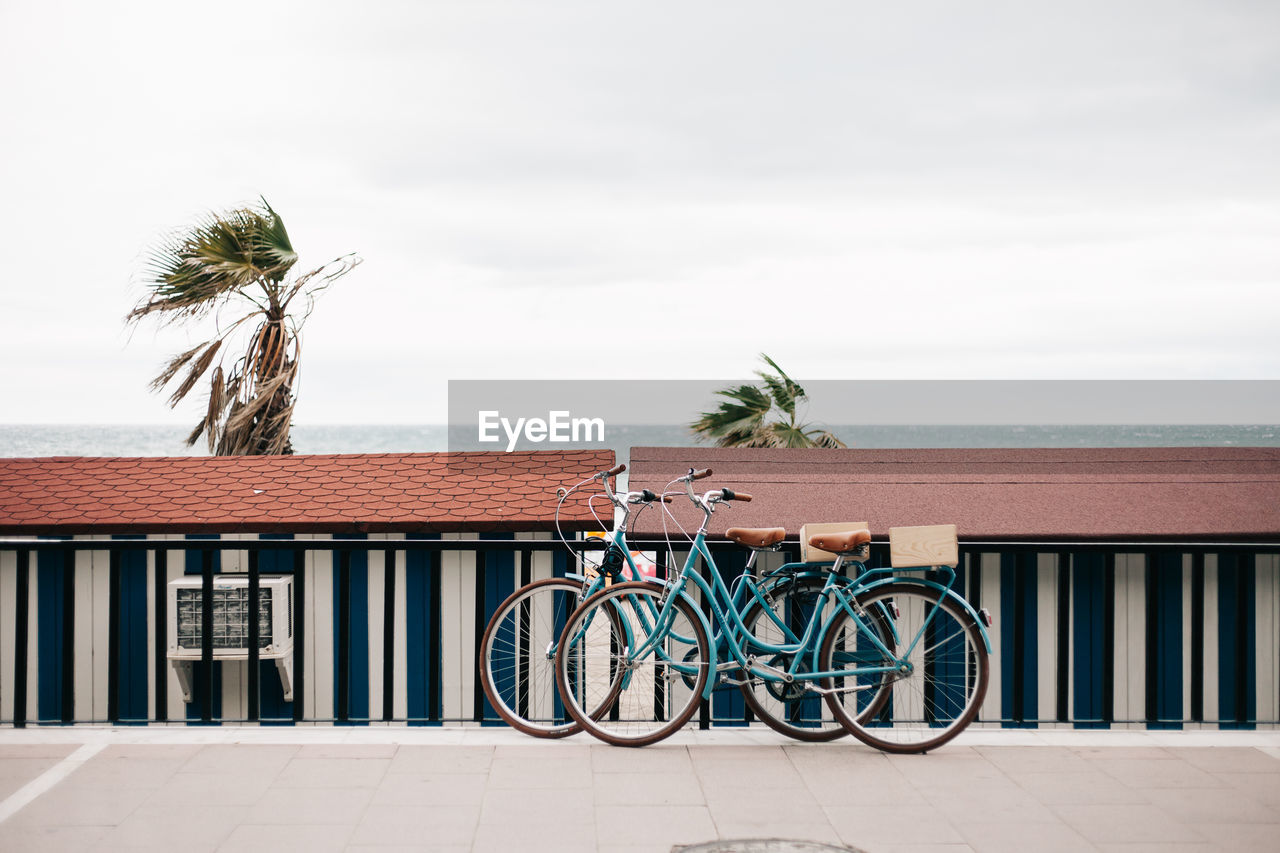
[{"xmin": 0, "ymin": 727, "xmax": 1277, "ymax": 853}]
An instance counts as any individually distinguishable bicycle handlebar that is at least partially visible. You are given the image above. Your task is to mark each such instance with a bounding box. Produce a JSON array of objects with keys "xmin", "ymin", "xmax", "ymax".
[
  {"xmin": 603, "ymin": 463, "xmax": 626, "ymax": 478},
  {"xmin": 688, "ymin": 468, "xmax": 712, "ymax": 481},
  {"xmin": 720, "ymin": 489, "xmax": 753, "ymax": 502}
]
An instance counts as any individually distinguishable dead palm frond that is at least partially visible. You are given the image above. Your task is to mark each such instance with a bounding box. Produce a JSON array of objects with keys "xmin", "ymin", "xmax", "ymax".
[{"xmin": 128, "ymin": 198, "xmax": 360, "ymax": 455}]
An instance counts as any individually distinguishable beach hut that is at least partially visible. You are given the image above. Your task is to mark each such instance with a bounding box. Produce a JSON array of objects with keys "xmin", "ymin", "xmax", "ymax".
[
  {"xmin": 629, "ymin": 446, "xmax": 1280, "ymax": 730},
  {"xmin": 0, "ymin": 450, "xmax": 611, "ymax": 725}
]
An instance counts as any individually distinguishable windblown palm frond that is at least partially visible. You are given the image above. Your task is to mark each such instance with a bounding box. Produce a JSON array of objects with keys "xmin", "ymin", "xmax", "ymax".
[
  {"xmin": 690, "ymin": 353, "xmax": 848, "ymax": 449},
  {"xmin": 129, "ymin": 199, "xmax": 299, "ymax": 324},
  {"xmin": 128, "ymin": 198, "xmax": 360, "ymax": 455},
  {"xmin": 690, "ymin": 384, "xmax": 772, "ymax": 446}
]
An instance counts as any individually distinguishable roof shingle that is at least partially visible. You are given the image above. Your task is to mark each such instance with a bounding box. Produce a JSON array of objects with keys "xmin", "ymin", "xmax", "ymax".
[
  {"xmin": 628, "ymin": 447, "xmax": 1280, "ymax": 543},
  {"xmin": 0, "ymin": 450, "xmax": 614, "ymax": 535}
]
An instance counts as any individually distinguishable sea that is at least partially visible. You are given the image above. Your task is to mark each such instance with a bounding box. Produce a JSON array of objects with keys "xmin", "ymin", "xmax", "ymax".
[{"xmin": 0, "ymin": 423, "xmax": 1276, "ymax": 458}]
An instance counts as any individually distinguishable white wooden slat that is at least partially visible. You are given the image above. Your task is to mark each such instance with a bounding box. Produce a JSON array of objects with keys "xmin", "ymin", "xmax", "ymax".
[
  {"xmin": 0, "ymin": 550, "xmax": 15, "ymax": 721},
  {"xmin": 26, "ymin": 560, "xmax": 38, "ymax": 723},
  {"xmin": 1256, "ymin": 554, "xmax": 1279, "ymax": 724},
  {"xmin": 226, "ymin": 534, "xmax": 259, "ymax": 721},
  {"xmin": 366, "ymin": 535, "xmax": 387, "ymax": 723},
  {"xmin": 393, "ymin": 540, "xmax": 408, "ymax": 722},
  {"xmin": 1066, "ymin": 554, "xmax": 1075, "ymax": 726},
  {"xmin": 1036, "ymin": 554, "xmax": 1058, "ymax": 726},
  {"xmin": 162, "ymin": 538, "xmax": 187, "ymax": 719},
  {"xmin": 297, "ymin": 535, "xmax": 330, "ymax": 722},
  {"xmin": 978, "ymin": 553, "xmax": 1001, "ymax": 723},
  {"xmin": 90, "ymin": 538, "xmax": 110, "ymax": 722},
  {"xmin": 440, "ymin": 533, "xmax": 465, "ymax": 721},
  {"xmin": 1111, "ymin": 555, "xmax": 1129, "ymax": 724},
  {"xmin": 457, "ymin": 539, "xmax": 477, "ymax": 723},
  {"xmin": 69, "ymin": 542, "xmax": 94, "ymax": 722},
  {"xmin": 222, "ymin": 661, "xmax": 244, "ymax": 722},
  {"xmin": 1112, "ymin": 554, "xmax": 1146, "ymax": 726}
]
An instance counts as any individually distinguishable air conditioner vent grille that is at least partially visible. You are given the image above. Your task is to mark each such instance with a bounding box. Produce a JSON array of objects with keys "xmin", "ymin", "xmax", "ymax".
[{"xmin": 176, "ymin": 587, "xmax": 274, "ymax": 650}]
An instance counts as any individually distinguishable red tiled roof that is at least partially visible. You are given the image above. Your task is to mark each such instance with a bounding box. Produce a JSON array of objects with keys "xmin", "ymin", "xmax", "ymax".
[
  {"xmin": 0, "ymin": 450, "xmax": 615, "ymax": 535},
  {"xmin": 628, "ymin": 447, "xmax": 1280, "ymax": 543}
]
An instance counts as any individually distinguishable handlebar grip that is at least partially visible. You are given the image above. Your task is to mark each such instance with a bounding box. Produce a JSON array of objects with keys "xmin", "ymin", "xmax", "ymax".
[
  {"xmin": 729, "ymin": 491, "xmax": 753, "ymax": 502},
  {"xmin": 689, "ymin": 468, "xmax": 713, "ymax": 481},
  {"xmin": 662, "ymin": 494, "xmax": 673, "ymax": 503},
  {"xmin": 604, "ymin": 463, "xmax": 626, "ymax": 477}
]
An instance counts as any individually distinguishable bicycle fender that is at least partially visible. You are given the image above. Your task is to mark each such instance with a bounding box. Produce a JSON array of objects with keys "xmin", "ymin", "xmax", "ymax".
[
  {"xmin": 665, "ymin": 586, "xmax": 719, "ymax": 700},
  {"xmin": 819, "ymin": 576, "xmax": 994, "ymax": 655}
]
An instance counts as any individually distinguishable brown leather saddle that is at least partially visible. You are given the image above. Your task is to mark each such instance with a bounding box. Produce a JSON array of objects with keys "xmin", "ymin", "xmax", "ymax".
[
  {"xmin": 725, "ymin": 527, "xmax": 786, "ymax": 549},
  {"xmin": 806, "ymin": 529, "xmax": 872, "ymax": 555}
]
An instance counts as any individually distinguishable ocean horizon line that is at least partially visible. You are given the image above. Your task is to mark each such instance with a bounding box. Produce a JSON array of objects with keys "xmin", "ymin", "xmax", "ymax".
[{"xmin": 1, "ymin": 423, "xmax": 1277, "ymax": 458}]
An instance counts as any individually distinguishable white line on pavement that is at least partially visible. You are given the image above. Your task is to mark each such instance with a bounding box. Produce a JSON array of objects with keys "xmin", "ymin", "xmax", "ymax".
[{"xmin": 0, "ymin": 742, "xmax": 106, "ymax": 825}]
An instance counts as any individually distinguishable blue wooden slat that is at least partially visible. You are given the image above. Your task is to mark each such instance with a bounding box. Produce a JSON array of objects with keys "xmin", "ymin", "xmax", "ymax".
[
  {"xmin": 1000, "ymin": 554, "xmax": 1038, "ymax": 728},
  {"xmin": 333, "ymin": 534, "xmax": 369, "ymax": 724},
  {"xmin": 184, "ymin": 535, "xmax": 222, "ymax": 723},
  {"xmin": 113, "ymin": 535, "xmax": 148, "ymax": 723},
  {"xmin": 1147, "ymin": 553, "xmax": 1184, "ymax": 729},
  {"xmin": 405, "ymin": 533, "xmax": 441, "ymax": 725},
  {"xmin": 36, "ymin": 547, "xmax": 66, "ymax": 722},
  {"xmin": 1072, "ymin": 552, "xmax": 1108, "ymax": 729},
  {"xmin": 926, "ymin": 563, "xmax": 971, "ymax": 727},
  {"xmin": 1218, "ymin": 552, "xmax": 1256, "ymax": 729},
  {"xmin": 478, "ymin": 533, "xmax": 515, "ymax": 725},
  {"xmin": 257, "ymin": 533, "xmax": 294, "ymax": 724},
  {"xmin": 710, "ymin": 548, "xmax": 748, "ymax": 726},
  {"xmin": 551, "ymin": 548, "xmax": 569, "ymax": 721}
]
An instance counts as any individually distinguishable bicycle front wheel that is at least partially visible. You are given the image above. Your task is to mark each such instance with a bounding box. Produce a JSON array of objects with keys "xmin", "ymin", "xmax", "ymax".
[
  {"xmin": 819, "ymin": 583, "xmax": 988, "ymax": 753},
  {"xmin": 480, "ymin": 578, "xmax": 592, "ymax": 738},
  {"xmin": 555, "ymin": 581, "xmax": 710, "ymax": 747}
]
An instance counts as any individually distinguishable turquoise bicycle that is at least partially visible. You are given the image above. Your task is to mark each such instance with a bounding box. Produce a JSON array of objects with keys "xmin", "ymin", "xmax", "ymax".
[
  {"xmin": 480, "ymin": 464, "xmax": 864, "ymax": 740},
  {"xmin": 554, "ymin": 468, "xmax": 993, "ymax": 751}
]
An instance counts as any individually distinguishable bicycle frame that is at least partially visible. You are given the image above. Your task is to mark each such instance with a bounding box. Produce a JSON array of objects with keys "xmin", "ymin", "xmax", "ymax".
[
  {"xmin": 626, "ymin": 528, "xmax": 992, "ymax": 701},
  {"xmin": 640, "ymin": 531, "xmax": 855, "ymax": 699}
]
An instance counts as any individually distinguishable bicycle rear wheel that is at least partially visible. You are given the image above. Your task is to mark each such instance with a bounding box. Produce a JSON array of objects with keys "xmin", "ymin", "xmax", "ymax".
[
  {"xmin": 555, "ymin": 581, "xmax": 710, "ymax": 747},
  {"xmin": 738, "ymin": 576, "xmax": 856, "ymax": 742},
  {"xmin": 479, "ymin": 578, "xmax": 592, "ymax": 738},
  {"xmin": 819, "ymin": 583, "xmax": 988, "ymax": 753}
]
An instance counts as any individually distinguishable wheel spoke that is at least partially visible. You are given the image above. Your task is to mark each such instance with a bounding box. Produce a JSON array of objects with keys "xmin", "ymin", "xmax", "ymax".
[
  {"xmin": 819, "ymin": 583, "xmax": 988, "ymax": 753},
  {"xmin": 555, "ymin": 582, "xmax": 710, "ymax": 747}
]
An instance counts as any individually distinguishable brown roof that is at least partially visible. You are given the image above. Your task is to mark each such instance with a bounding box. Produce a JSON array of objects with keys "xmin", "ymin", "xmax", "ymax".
[
  {"xmin": 628, "ymin": 447, "xmax": 1280, "ymax": 543},
  {"xmin": 0, "ymin": 450, "xmax": 615, "ymax": 535}
]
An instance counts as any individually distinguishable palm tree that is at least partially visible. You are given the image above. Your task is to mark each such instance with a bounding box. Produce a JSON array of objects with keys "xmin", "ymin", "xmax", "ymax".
[
  {"xmin": 128, "ymin": 198, "xmax": 360, "ymax": 455},
  {"xmin": 691, "ymin": 354, "xmax": 847, "ymax": 448}
]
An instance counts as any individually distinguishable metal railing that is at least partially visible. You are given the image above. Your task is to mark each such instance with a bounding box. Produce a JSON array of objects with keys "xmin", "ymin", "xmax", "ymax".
[{"xmin": 0, "ymin": 537, "xmax": 1274, "ymax": 727}]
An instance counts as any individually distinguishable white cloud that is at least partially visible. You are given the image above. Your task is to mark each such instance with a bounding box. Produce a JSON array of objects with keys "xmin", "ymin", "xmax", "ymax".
[{"xmin": 1, "ymin": 0, "xmax": 1277, "ymax": 424}]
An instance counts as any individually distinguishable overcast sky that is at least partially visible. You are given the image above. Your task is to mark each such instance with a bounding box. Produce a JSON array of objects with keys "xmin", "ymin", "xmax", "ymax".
[{"xmin": 1, "ymin": 0, "xmax": 1277, "ymax": 425}]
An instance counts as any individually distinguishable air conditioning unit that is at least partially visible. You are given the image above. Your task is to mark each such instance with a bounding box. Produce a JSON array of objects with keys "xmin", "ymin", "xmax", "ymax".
[{"xmin": 166, "ymin": 575, "xmax": 294, "ymax": 702}]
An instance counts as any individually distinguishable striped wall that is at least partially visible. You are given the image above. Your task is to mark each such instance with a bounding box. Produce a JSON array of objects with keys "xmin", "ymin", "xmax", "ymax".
[
  {"xmin": 959, "ymin": 549, "xmax": 1280, "ymax": 730},
  {"xmin": 1, "ymin": 532, "xmax": 561, "ymax": 725},
  {"xmin": 1, "ymin": 540, "xmax": 1277, "ymax": 727}
]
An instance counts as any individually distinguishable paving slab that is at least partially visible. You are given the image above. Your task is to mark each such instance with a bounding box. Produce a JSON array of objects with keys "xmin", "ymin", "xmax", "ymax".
[{"xmin": 0, "ymin": 726, "xmax": 1274, "ymax": 852}]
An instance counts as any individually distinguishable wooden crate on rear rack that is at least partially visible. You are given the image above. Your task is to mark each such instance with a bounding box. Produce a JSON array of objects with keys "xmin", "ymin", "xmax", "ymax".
[{"xmin": 888, "ymin": 524, "xmax": 958, "ymax": 568}]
